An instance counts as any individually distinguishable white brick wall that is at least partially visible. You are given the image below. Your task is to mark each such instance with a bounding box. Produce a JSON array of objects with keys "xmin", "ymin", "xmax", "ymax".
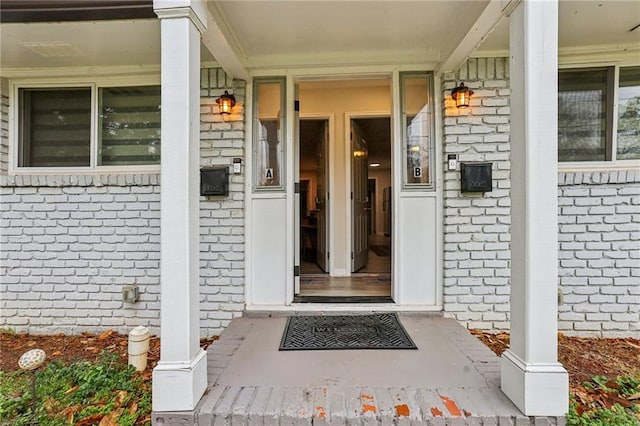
[
  {"xmin": 0, "ymin": 68, "xmax": 245, "ymax": 336},
  {"xmin": 0, "ymin": 77, "xmax": 8, "ymax": 174},
  {"xmin": 442, "ymin": 58, "xmax": 512, "ymax": 331},
  {"xmin": 442, "ymin": 58, "xmax": 640, "ymax": 337},
  {"xmin": 198, "ymin": 68, "xmax": 246, "ymax": 332},
  {"xmin": 558, "ymin": 171, "xmax": 640, "ymax": 337},
  {"xmin": 1, "ymin": 184, "xmax": 162, "ymax": 332}
]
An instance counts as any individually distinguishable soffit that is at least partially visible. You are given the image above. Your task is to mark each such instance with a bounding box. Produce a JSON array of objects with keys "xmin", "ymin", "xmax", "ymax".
[
  {"xmin": 214, "ymin": 0, "xmax": 491, "ymax": 68},
  {"xmin": 477, "ymin": 1, "xmax": 640, "ymax": 54}
]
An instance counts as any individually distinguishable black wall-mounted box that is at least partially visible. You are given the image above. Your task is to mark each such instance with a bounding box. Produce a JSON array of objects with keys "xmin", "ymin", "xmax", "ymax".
[
  {"xmin": 460, "ymin": 162, "xmax": 492, "ymax": 193},
  {"xmin": 200, "ymin": 167, "xmax": 229, "ymax": 196}
]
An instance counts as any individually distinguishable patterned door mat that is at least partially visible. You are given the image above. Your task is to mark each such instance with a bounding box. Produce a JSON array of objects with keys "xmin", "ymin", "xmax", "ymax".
[{"xmin": 279, "ymin": 313, "xmax": 417, "ymax": 350}]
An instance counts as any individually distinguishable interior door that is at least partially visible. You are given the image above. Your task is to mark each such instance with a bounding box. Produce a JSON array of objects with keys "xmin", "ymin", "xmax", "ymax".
[
  {"xmin": 315, "ymin": 121, "xmax": 329, "ymax": 272},
  {"xmin": 351, "ymin": 121, "xmax": 369, "ymax": 272}
]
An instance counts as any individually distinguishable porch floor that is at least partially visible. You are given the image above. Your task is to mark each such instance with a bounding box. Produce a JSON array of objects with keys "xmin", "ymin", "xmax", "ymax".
[{"xmin": 154, "ymin": 314, "xmax": 565, "ymax": 425}]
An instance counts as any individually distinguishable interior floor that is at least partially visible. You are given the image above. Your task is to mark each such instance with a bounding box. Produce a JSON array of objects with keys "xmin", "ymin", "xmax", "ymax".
[{"xmin": 299, "ymin": 235, "xmax": 391, "ymax": 298}]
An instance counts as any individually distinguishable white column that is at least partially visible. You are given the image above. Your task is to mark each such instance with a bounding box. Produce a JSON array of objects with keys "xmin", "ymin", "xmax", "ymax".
[
  {"xmin": 501, "ymin": 0, "xmax": 569, "ymax": 416},
  {"xmin": 152, "ymin": 2, "xmax": 207, "ymax": 412}
]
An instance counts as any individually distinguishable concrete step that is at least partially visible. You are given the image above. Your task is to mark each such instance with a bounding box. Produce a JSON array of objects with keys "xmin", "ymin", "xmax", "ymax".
[{"xmin": 193, "ymin": 385, "xmax": 565, "ymax": 426}]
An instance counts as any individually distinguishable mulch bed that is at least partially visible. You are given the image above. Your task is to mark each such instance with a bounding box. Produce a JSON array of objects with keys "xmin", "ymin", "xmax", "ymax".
[
  {"xmin": 0, "ymin": 330, "xmax": 218, "ymax": 374},
  {"xmin": 469, "ymin": 330, "xmax": 640, "ymax": 389}
]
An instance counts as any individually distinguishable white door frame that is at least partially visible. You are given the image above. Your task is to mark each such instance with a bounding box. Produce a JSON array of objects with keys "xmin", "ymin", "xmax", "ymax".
[
  {"xmin": 298, "ymin": 113, "xmax": 335, "ymax": 275},
  {"xmin": 245, "ymin": 66, "xmax": 443, "ymax": 311},
  {"xmin": 344, "ymin": 111, "xmax": 392, "ymax": 279}
]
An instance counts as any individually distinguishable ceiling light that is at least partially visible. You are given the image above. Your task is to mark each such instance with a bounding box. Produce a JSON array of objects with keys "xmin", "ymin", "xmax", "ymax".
[{"xmin": 369, "ymin": 163, "xmax": 381, "ymax": 167}]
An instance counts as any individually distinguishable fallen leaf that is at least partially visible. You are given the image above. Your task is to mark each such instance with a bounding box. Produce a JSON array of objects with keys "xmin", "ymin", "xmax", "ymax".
[
  {"xmin": 99, "ymin": 408, "xmax": 124, "ymax": 426},
  {"xmin": 627, "ymin": 392, "xmax": 640, "ymax": 401},
  {"xmin": 76, "ymin": 414, "xmax": 105, "ymax": 425},
  {"xmin": 98, "ymin": 330, "xmax": 114, "ymax": 340},
  {"xmin": 64, "ymin": 385, "xmax": 79, "ymax": 395},
  {"xmin": 115, "ymin": 390, "xmax": 129, "ymax": 407},
  {"xmin": 51, "ymin": 350, "xmax": 62, "ymax": 356}
]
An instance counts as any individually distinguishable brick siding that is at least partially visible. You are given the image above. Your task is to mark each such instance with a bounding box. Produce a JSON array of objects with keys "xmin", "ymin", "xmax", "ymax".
[
  {"xmin": 0, "ymin": 77, "xmax": 8, "ymax": 174},
  {"xmin": 0, "ymin": 68, "xmax": 245, "ymax": 336},
  {"xmin": 442, "ymin": 58, "xmax": 640, "ymax": 337},
  {"xmin": 441, "ymin": 58, "xmax": 512, "ymax": 331},
  {"xmin": 558, "ymin": 171, "xmax": 639, "ymax": 337}
]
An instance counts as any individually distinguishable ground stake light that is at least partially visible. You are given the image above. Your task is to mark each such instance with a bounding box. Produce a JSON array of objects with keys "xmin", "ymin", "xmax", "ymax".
[{"xmin": 19, "ymin": 348, "xmax": 46, "ymax": 422}]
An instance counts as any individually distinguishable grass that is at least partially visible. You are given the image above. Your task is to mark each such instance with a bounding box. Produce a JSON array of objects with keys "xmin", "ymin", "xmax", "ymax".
[{"xmin": 0, "ymin": 351, "xmax": 151, "ymax": 426}]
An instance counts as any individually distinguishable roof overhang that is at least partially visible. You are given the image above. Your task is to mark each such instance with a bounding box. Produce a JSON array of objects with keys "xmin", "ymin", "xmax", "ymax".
[{"xmin": 0, "ymin": 0, "xmax": 156, "ymax": 23}]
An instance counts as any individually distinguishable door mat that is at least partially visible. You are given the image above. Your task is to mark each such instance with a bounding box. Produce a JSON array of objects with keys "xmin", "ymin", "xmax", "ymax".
[
  {"xmin": 369, "ymin": 245, "xmax": 391, "ymax": 257},
  {"xmin": 279, "ymin": 313, "xmax": 417, "ymax": 350}
]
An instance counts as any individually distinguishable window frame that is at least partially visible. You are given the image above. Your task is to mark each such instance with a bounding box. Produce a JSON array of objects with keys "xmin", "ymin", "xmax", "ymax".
[
  {"xmin": 9, "ymin": 76, "xmax": 161, "ymax": 174},
  {"xmin": 399, "ymin": 71, "xmax": 436, "ymax": 190},
  {"xmin": 558, "ymin": 62, "xmax": 640, "ymax": 171},
  {"xmin": 252, "ymin": 76, "xmax": 286, "ymax": 192}
]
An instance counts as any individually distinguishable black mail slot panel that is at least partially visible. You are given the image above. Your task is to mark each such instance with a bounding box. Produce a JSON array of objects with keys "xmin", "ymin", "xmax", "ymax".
[
  {"xmin": 200, "ymin": 167, "xmax": 229, "ymax": 196},
  {"xmin": 460, "ymin": 162, "xmax": 492, "ymax": 193}
]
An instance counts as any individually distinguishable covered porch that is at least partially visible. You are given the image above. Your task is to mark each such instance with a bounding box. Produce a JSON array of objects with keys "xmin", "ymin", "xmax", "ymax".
[
  {"xmin": 150, "ymin": 0, "xmax": 570, "ymax": 419},
  {"xmin": 153, "ymin": 314, "xmax": 564, "ymax": 425}
]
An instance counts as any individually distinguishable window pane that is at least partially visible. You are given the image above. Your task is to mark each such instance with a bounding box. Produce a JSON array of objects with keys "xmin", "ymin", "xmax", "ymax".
[
  {"xmin": 401, "ymin": 74, "xmax": 432, "ymax": 186},
  {"xmin": 617, "ymin": 67, "xmax": 640, "ymax": 160},
  {"xmin": 99, "ymin": 86, "xmax": 161, "ymax": 165},
  {"xmin": 19, "ymin": 88, "xmax": 91, "ymax": 167},
  {"xmin": 558, "ymin": 69, "xmax": 608, "ymax": 162},
  {"xmin": 254, "ymin": 79, "xmax": 284, "ymax": 188}
]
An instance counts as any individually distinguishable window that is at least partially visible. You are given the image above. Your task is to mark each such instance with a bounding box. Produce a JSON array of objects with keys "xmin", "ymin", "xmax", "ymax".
[
  {"xmin": 400, "ymin": 72, "xmax": 434, "ymax": 188},
  {"xmin": 617, "ymin": 67, "xmax": 640, "ymax": 160},
  {"xmin": 16, "ymin": 84, "xmax": 160, "ymax": 169},
  {"xmin": 558, "ymin": 66, "xmax": 639, "ymax": 163},
  {"xmin": 253, "ymin": 77, "xmax": 285, "ymax": 190}
]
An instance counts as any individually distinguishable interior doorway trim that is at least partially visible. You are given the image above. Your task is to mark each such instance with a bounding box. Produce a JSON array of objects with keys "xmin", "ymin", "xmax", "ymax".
[
  {"xmin": 299, "ymin": 112, "xmax": 336, "ymax": 275},
  {"xmin": 344, "ymin": 111, "xmax": 392, "ymax": 277}
]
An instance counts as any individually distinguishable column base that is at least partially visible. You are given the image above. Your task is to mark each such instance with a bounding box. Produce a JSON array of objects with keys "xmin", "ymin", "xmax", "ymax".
[
  {"xmin": 501, "ymin": 349, "xmax": 569, "ymax": 416},
  {"xmin": 152, "ymin": 348, "xmax": 208, "ymax": 412}
]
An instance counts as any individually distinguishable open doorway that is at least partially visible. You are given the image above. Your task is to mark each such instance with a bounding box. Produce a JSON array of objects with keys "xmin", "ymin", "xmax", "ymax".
[{"xmin": 295, "ymin": 78, "xmax": 392, "ymax": 301}]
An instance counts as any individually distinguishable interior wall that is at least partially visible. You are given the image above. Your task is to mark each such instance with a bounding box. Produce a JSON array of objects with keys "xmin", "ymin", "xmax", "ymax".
[
  {"xmin": 299, "ymin": 82, "xmax": 391, "ymax": 274},
  {"xmin": 368, "ymin": 168, "xmax": 391, "ymax": 235}
]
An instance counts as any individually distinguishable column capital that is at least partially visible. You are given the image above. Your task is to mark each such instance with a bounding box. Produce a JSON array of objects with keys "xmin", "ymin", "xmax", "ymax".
[{"xmin": 154, "ymin": 1, "xmax": 206, "ymax": 33}]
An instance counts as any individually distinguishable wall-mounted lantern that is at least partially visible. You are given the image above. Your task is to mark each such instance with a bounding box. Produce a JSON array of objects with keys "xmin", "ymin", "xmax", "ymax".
[
  {"xmin": 216, "ymin": 90, "xmax": 236, "ymax": 115},
  {"xmin": 451, "ymin": 82, "xmax": 473, "ymax": 108}
]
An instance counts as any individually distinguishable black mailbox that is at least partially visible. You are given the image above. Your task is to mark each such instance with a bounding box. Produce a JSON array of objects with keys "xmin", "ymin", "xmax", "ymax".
[
  {"xmin": 200, "ymin": 167, "xmax": 229, "ymax": 196},
  {"xmin": 460, "ymin": 162, "xmax": 492, "ymax": 193}
]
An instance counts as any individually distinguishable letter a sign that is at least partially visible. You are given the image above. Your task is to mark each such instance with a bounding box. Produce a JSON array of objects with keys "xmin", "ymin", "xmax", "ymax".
[{"xmin": 265, "ymin": 168, "xmax": 274, "ymax": 179}]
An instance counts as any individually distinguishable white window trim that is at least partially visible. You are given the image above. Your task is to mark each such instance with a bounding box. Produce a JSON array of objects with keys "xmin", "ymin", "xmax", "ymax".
[
  {"xmin": 557, "ymin": 62, "xmax": 640, "ymax": 171},
  {"xmin": 9, "ymin": 75, "xmax": 161, "ymax": 175}
]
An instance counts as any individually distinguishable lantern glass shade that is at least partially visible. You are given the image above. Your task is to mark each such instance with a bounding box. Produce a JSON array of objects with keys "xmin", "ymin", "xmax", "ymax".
[
  {"xmin": 451, "ymin": 82, "xmax": 473, "ymax": 108},
  {"xmin": 216, "ymin": 90, "xmax": 236, "ymax": 115}
]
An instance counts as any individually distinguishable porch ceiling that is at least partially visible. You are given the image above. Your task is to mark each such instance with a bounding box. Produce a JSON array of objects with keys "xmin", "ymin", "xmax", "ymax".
[
  {"xmin": 1, "ymin": 1, "xmax": 637, "ymax": 76},
  {"xmin": 479, "ymin": 1, "xmax": 640, "ymax": 54},
  {"xmin": 0, "ymin": 19, "xmax": 161, "ymax": 71},
  {"xmin": 213, "ymin": 0, "xmax": 491, "ymax": 68}
]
